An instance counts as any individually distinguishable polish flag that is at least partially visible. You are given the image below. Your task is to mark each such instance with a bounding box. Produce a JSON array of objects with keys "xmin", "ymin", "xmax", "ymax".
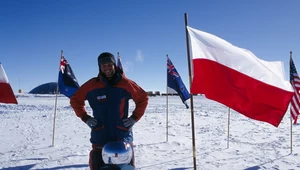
[
  {"xmin": 0, "ymin": 63, "xmax": 18, "ymax": 104},
  {"xmin": 187, "ymin": 26, "xmax": 293, "ymax": 127}
]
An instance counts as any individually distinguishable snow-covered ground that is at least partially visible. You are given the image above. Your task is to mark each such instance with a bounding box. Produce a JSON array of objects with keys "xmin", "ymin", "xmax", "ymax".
[{"xmin": 0, "ymin": 94, "xmax": 299, "ymax": 170}]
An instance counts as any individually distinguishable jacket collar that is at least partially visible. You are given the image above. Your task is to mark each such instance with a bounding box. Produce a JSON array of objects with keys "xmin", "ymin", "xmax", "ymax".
[{"xmin": 97, "ymin": 69, "xmax": 123, "ymax": 86}]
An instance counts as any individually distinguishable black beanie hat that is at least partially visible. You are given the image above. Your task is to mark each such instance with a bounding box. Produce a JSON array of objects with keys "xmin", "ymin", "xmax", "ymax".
[{"xmin": 98, "ymin": 52, "xmax": 116, "ymax": 66}]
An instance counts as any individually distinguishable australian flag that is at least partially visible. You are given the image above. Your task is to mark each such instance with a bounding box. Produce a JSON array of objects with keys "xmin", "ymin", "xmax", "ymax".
[
  {"xmin": 58, "ymin": 56, "xmax": 79, "ymax": 98},
  {"xmin": 167, "ymin": 56, "xmax": 190, "ymax": 108}
]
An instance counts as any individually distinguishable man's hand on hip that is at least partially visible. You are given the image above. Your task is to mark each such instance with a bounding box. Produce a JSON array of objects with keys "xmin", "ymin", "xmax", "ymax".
[
  {"xmin": 123, "ymin": 116, "xmax": 136, "ymax": 129},
  {"xmin": 85, "ymin": 117, "xmax": 98, "ymax": 129}
]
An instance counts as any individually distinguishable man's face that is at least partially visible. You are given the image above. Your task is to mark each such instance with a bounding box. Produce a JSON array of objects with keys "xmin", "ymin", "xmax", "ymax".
[{"xmin": 100, "ymin": 63, "xmax": 115, "ymax": 78}]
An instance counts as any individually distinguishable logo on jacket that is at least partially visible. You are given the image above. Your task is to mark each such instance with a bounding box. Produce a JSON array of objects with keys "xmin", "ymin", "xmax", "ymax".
[{"xmin": 97, "ymin": 95, "xmax": 107, "ymax": 101}]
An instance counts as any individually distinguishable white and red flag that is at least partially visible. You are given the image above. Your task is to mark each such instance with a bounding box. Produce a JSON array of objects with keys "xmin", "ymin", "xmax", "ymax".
[
  {"xmin": 0, "ymin": 63, "xmax": 18, "ymax": 104},
  {"xmin": 187, "ymin": 26, "xmax": 293, "ymax": 127}
]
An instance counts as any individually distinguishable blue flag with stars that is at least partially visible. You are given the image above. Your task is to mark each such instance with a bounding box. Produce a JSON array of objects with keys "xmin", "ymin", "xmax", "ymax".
[
  {"xmin": 58, "ymin": 56, "xmax": 79, "ymax": 98},
  {"xmin": 167, "ymin": 56, "xmax": 190, "ymax": 108}
]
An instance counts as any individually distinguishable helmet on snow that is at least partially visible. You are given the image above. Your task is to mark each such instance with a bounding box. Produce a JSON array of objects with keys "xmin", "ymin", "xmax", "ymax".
[{"xmin": 102, "ymin": 141, "xmax": 133, "ymax": 165}]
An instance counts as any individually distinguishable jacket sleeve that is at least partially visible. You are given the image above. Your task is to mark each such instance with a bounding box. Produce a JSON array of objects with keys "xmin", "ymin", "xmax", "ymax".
[
  {"xmin": 70, "ymin": 80, "xmax": 92, "ymax": 122},
  {"xmin": 126, "ymin": 80, "xmax": 149, "ymax": 121}
]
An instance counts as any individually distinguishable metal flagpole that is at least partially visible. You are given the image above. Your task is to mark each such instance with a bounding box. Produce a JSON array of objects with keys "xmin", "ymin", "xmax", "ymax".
[
  {"xmin": 290, "ymin": 51, "xmax": 293, "ymax": 153},
  {"xmin": 166, "ymin": 54, "xmax": 169, "ymax": 142},
  {"xmin": 52, "ymin": 50, "xmax": 62, "ymax": 147},
  {"xmin": 227, "ymin": 107, "xmax": 230, "ymax": 148},
  {"xmin": 184, "ymin": 13, "xmax": 197, "ymax": 170}
]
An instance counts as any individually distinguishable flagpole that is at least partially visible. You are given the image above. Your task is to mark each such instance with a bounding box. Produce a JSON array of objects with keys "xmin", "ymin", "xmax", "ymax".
[
  {"xmin": 117, "ymin": 52, "xmax": 120, "ymax": 70},
  {"xmin": 290, "ymin": 51, "xmax": 293, "ymax": 153},
  {"xmin": 227, "ymin": 107, "xmax": 230, "ymax": 148},
  {"xmin": 184, "ymin": 13, "xmax": 197, "ymax": 170},
  {"xmin": 52, "ymin": 50, "xmax": 62, "ymax": 147},
  {"xmin": 166, "ymin": 54, "xmax": 169, "ymax": 142}
]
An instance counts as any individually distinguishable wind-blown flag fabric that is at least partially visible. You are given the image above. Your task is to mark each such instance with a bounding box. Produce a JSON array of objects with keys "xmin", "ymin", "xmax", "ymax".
[
  {"xmin": 58, "ymin": 56, "xmax": 79, "ymax": 98},
  {"xmin": 0, "ymin": 63, "xmax": 18, "ymax": 104},
  {"xmin": 290, "ymin": 57, "xmax": 300, "ymax": 124},
  {"xmin": 187, "ymin": 26, "xmax": 293, "ymax": 127},
  {"xmin": 167, "ymin": 56, "xmax": 190, "ymax": 108},
  {"xmin": 117, "ymin": 55, "xmax": 124, "ymax": 71}
]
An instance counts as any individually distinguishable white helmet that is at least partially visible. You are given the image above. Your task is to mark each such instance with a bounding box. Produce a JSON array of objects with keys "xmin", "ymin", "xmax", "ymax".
[{"xmin": 102, "ymin": 141, "xmax": 133, "ymax": 165}]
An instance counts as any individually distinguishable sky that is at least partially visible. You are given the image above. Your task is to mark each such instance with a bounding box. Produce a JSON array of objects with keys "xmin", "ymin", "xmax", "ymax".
[
  {"xmin": 1, "ymin": 0, "xmax": 300, "ymax": 93},
  {"xmin": 0, "ymin": 95, "xmax": 299, "ymax": 169}
]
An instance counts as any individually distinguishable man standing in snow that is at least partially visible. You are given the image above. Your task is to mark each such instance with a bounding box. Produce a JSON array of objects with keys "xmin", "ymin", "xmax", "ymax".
[{"xmin": 70, "ymin": 52, "xmax": 148, "ymax": 169}]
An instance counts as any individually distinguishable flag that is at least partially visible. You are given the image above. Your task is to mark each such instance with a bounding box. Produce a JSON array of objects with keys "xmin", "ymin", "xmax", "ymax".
[
  {"xmin": 117, "ymin": 53, "xmax": 124, "ymax": 71},
  {"xmin": 58, "ymin": 56, "xmax": 79, "ymax": 98},
  {"xmin": 0, "ymin": 63, "xmax": 18, "ymax": 104},
  {"xmin": 187, "ymin": 26, "xmax": 293, "ymax": 127},
  {"xmin": 290, "ymin": 57, "xmax": 300, "ymax": 124},
  {"xmin": 167, "ymin": 56, "xmax": 190, "ymax": 108}
]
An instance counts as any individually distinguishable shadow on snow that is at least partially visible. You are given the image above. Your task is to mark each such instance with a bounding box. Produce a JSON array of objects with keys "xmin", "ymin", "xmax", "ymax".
[
  {"xmin": 2, "ymin": 164, "xmax": 89, "ymax": 170},
  {"xmin": 244, "ymin": 153, "xmax": 292, "ymax": 170},
  {"xmin": 2, "ymin": 164, "xmax": 36, "ymax": 170},
  {"xmin": 34, "ymin": 164, "xmax": 89, "ymax": 170}
]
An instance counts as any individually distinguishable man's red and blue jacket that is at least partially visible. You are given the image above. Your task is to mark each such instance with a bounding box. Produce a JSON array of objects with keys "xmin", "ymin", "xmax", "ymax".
[{"xmin": 70, "ymin": 73, "xmax": 148, "ymax": 146}]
